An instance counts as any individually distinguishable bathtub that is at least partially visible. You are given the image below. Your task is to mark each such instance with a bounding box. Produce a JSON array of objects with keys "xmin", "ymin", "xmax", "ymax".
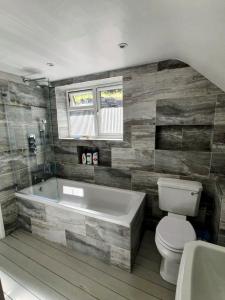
[{"xmin": 15, "ymin": 177, "xmax": 145, "ymax": 270}]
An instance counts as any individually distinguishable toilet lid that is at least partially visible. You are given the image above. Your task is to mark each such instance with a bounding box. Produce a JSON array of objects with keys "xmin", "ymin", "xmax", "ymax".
[{"xmin": 156, "ymin": 216, "xmax": 196, "ymax": 251}]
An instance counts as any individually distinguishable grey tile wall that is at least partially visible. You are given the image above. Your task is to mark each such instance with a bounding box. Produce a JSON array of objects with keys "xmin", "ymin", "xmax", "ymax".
[
  {"xmin": 51, "ymin": 60, "xmax": 225, "ymax": 231},
  {"xmin": 156, "ymin": 96, "xmax": 217, "ymax": 126},
  {"xmin": 16, "ymin": 197, "xmax": 142, "ymax": 271},
  {"xmin": 213, "ymin": 180, "xmax": 225, "ymax": 245},
  {"xmin": 0, "ymin": 78, "xmax": 52, "ymax": 235}
]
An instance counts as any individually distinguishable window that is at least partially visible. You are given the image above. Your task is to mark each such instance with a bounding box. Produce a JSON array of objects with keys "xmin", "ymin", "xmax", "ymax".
[{"xmin": 67, "ymin": 79, "xmax": 123, "ymax": 140}]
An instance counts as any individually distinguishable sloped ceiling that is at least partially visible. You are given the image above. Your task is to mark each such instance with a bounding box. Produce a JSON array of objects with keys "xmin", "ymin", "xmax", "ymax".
[{"xmin": 0, "ymin": 0, "xmax": 224, "ymax": 90}]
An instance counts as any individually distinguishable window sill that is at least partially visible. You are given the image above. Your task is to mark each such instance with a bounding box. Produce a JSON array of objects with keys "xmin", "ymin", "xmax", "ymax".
[{"xmin": 59, "ymin": 137, "xmax": 123, "ymax": 141}]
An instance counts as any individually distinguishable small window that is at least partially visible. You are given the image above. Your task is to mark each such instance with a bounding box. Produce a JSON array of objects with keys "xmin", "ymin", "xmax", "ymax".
[
  {"xmin": 67, "ymin": 79, "xmax": 123, "ymax": 140},
  {"xmin": 98, "ymin": 86, "xmax": 123, "ymax": 137}
]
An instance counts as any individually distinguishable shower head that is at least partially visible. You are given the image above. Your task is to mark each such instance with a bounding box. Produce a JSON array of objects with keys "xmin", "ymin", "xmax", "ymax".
[
  {"xmin": 22, "ymin": 76, "xmax": 47, "ymax": 83},
  {"xmin": 22, "ymin": 77, "xmax": 50, "ymax": 87}
]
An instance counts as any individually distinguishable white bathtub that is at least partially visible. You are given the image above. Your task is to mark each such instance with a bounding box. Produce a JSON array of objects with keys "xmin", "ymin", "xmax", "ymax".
[
  {"xmin": 15, "ymin": 177, "xmax": 145, "ymax": 270},
  {"xmin": 15, "ymin": 177, "xmax": 145, "ymax": 227}
]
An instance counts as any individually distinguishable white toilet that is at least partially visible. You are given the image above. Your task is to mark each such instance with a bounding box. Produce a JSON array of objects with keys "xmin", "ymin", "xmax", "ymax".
[{"xmin": 155, "ymin": 178, "xmax": 202, "ymax": 285}]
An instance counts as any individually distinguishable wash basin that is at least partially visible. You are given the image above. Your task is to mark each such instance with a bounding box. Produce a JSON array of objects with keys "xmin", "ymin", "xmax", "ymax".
[{"xmin": 176, "ymin": 241, "xmax": 225, "ymax": 300}]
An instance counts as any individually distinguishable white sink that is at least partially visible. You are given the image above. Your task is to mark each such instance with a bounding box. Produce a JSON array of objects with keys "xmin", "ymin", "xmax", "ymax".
[{"xmin": 176, "ymin": 241, "xmax": 225, "ymax": 300}]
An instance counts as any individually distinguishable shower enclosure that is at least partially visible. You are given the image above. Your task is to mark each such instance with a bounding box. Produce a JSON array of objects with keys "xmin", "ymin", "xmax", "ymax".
[{"xmin": 0, "ymin": 77, "xmax": 55, "ymax": 237}]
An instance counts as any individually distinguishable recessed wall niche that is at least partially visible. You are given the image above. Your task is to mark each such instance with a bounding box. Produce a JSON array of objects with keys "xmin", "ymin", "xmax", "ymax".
[{"xmin": 156, "ymin": 125, "xmax": 213, "ymax": 151}]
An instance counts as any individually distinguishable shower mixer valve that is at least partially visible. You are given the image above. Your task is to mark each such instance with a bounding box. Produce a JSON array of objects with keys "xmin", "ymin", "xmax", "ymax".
[{"xmin": 28, "ymin": 134, "xmax": 37, "ymax": 155}]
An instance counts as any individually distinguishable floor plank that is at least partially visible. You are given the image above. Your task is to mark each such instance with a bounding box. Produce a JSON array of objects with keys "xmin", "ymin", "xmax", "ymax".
[
  {"xmin": 0, "ymin": 270, "xmax": 39, "ymax": 300},
  {"xmin": 12, "ymin": 231, "xmax": 158, "ymax": 300},
  {"xmin": 0, "ymin": 230, "xmax": 175, "ymax": 300},
  {"xmin": 18, "ymin": 230, "xmax": 175, "ymax": 299},
  {"xmin": 0, "ymin": 252, "xmax": 67, "ymax": 300},
  {"xmin": 0, "ymin": 241, "xmax": 95, "ymax": 300},
  {"xmin": 3, "ymin": 236, "xmax": 126, "ymax": 300}
]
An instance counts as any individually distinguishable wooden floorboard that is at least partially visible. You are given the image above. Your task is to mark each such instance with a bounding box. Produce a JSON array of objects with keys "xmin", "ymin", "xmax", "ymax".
[
  {"xmin": 0, "ymin": 230, "xmax": 175, "ymax": 300},
  {"xmin": 0, "ymin": 252, "xmax": 67, "ymax": 300}
]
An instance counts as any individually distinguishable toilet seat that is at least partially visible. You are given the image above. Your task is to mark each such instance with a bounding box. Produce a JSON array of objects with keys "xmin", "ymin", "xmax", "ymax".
[
  {"xmin": 156, "ymin": 216, "xmax": 196, "ymax": 252},
  {"xmin": 156, "ymin": 233, "xmax": 183, "ymax": 253}
]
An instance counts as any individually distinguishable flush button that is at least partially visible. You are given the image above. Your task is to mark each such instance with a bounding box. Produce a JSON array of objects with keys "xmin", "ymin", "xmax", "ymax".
[{"xmin": 191, "ymin": 191, "xmax": 199, "ymax": 196}]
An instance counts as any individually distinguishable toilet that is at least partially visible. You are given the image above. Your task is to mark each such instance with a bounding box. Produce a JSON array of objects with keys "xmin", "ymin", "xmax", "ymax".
[{"xmin": 155, "ymin": 178, "xmax": 202, "ymax": 285}]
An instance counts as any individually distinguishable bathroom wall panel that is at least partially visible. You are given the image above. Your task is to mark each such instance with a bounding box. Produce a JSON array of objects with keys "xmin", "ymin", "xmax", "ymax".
[
  {"xmin": 111, "ymin": 148, "xmax": 154, "ymax": 171},
  {"xmin": 0, "ymin": 152, "xmax": 12, "ymax": 175},
  {"xmin": 51, "ymin": 60, "xmax": 225, "ymax": 231},
  {"xmin": 211, "ymin": 153, "xmax": 225, "ymax": 175},
  {"xmin": 16, "ymin": 197, "xmax": 140, "ymax": 271},
  {"xmin": 66, "ymin": 230, "xmax": 111, "ymax": 263},
  {"xmin": 212, "ymin": 125, "xmax": 225, "ymax": 152},
  {"xmin": 54, "ymin": 143, "xmax": 78, "ymax": 165},
  {"xmin": 17, "ymin": 213, "xmax": 31, "ymax": 232},
  {"xmin": 8, "ymin": 82, "xmax": 47, "ymax": 108},
  {"xmin": 0, "ymin": 104, "xmax": 6, "ymax": 121},
  {"xmin": 156, "ymin": 126, "xmax": 182, "ymax": 150},
  {"xmin": 94, "ymin": 166, "xmax": 131, "ymax": 189},
  {"xmin": 86, "ymin": 216, "xmax": 130, "ymax": 250},
  {"xmin": 213, "ymin": 181, "xmax": 225, "ymax": 246},
  {"xmin": 16, "ymin": 198, "xmax": 46, "ymax": 221},
  {"xmin": 155, "ymin": 150, "xmax": 211, "ymax": 176},
  {"xmin": 55, "ymin": 163, "xmax": 95, "ymax": 183},
  {"xmin": 156, "ymin": 96, "xmax": 217, "ymax": 126},
  {"xmin": 1, "ymin": 198, "xmax": 18, "ymax": 233},
  {"xmin": 182, "ymin": 126, "xmax": 212, "ymax": 151},
  {"xmin": 0, "ymin": 123, "xmax": 10, "ymax": 153},
  {"xmin": 131, "ymin": 171, "xmax": 180, "ymax": 195},
  {"xmin": 214, "ymin": 94, "xmax": 225, "ymax": 125},
  {"xmin": 32, "ymin": 218, "xmax": 67, "ymax": 246},
  {"xmin": 0, "ymin": 77, "xmax": 52, "ymax": 235},
  {"xmin": 131, "ymin": 125, "xmax": 155, "ymax": 150}
]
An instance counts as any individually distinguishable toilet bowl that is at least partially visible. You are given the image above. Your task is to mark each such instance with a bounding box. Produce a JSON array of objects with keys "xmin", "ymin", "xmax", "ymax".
[{"xmin": 155, "ymin": 215, "xmax": 196, "ymax": 284}]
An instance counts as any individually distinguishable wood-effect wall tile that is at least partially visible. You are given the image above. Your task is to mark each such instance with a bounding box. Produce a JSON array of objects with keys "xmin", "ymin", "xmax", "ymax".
[
  {"xmin": 66, "ymin": 230, "xmax": 111, "ymax": 263},
  {"xmin": 94, "ymin": 166, "xmax": 131, "ymax": 189},
  {"xmin": 156, "ymin": 96, "xmax": 216, "ymax": 125},
  {"xmin": 112, "ymin": 148, "xmax": 154, "ymax": 171},
  {"xmin": 85, "ymin": 217, "xmax": 130, "ymax": 250},
  {"xmin": 155, "ymin": 150, "xmax": 211, "ymax": 176},
  {"xmin": 131, "ymin": 125, "xmax": 155, "ymax": 150}
]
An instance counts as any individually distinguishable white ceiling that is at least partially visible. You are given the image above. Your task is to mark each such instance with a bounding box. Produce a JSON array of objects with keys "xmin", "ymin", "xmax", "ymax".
[{"xmin": 0, "ymin": 0, "xmax": 224, "ymax": 90}]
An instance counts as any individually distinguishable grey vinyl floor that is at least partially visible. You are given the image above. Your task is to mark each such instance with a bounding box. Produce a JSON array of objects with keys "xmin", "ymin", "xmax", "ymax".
[{"xmin": 0, "ymin": 229, "xmax": 175, "ymax": 300}]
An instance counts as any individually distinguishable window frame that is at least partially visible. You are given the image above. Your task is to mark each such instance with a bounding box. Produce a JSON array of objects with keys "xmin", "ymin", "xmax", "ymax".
[{"xmin": 66, "ymin": 81, "xmax": 123, "ymax": 140}]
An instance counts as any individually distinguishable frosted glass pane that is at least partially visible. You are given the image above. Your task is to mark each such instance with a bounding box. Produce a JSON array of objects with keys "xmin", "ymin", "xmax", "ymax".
[
  {"xmin": 99, "ymin": 107, "xmax": 123, "ymax": 135},
  {"xmin": 69, "ymin": 110, "xmax": 96, "ymax": 137}
]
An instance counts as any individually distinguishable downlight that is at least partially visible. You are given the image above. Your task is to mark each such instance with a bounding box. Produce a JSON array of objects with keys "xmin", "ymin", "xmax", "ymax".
[{"xmin": 118, "ymin": 42, "xmax": 128, "ymax": 49}]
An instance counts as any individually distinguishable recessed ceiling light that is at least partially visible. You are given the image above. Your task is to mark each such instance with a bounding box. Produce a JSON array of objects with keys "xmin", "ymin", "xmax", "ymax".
[
  {"xmin": 46, "ymin": 62, "xmax": 54, "ymax": 67},
  {"xmin": 118, "ymin": 42, "xmax": 128, "ymax": 49}
]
